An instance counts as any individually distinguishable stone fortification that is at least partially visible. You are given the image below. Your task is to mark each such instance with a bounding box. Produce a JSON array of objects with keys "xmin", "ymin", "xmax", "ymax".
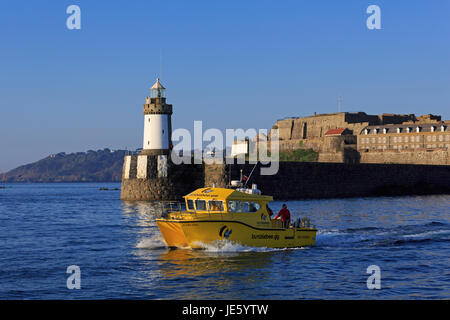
[
  {"xmin": 120, "ymin": 155, "xmax": 203, "ymax": 201},
  {"xmin": 272, "ymin": 112, "xmax": 449, "ymax": 165},
  {"xmin": 120, "ymin": 155, "xmax": 450, "ymax": 201}
]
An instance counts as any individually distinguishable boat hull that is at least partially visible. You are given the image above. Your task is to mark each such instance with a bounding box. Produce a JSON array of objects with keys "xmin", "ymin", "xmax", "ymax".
[
  {"xmin": 156, "ymin": 220, "xmax": 189, "ymax": 248},
  {"xmin": 156, "ymin": 219, "xmax": 317, "ymax": 249}
]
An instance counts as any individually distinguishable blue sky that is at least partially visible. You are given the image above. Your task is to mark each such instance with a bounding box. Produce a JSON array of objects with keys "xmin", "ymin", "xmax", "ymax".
[{"xmin": 1, "ymin": 0, "xmax": 449, "ymax": 171}]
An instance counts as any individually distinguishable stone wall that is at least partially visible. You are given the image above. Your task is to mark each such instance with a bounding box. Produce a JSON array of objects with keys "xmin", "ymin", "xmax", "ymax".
[
  {"xmin": 275, "ymin": 112, "xmax": 375, "ymax": 154},
  {"xmin": 360, "ymin": 149, "xmax": 450, "ymax": 165},
  {"xmin": 224, "ymin": 162, "xmax": 450, "ymax": 199},
  {"xmin": 317, "ymin": 152, "xmax": 344, "ymax": 163},
  {"xmin": 121, "ymin": 156, "xmax": 450, "ymax": 201},
  {"xmin": 120, "ymin": 155, "xmax": 204, "ymax": 201},
  {"xmin": 204, "ymin": 163, "xmax": 229, "ymax": 188}
]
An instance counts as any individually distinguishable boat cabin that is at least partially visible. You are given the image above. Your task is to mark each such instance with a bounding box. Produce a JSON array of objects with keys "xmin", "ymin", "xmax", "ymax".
[{"xmin": 184, "ymin": 187, "xmax": 273, "ymax": 215}]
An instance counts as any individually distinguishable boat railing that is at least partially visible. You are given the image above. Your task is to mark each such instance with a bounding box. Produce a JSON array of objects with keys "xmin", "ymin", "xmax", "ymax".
[
  {"xmin": 156, "ymin": 201, "xmax": 186, "ymax": 218},
  {"xmin": 292, "ymin": 216, "xmax": 315, "ymax": 229}
]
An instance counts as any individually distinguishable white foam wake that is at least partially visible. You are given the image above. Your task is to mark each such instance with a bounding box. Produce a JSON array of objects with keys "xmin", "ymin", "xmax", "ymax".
[
  {"xmin": 403, "ymin": 229, "xmax": 450, "ymax": 239},
  {"xmin": 136, "ymin": 235, "xmax": 167, "ymax": 249},
  {"xmin": 192, "ymin": 239, "xmax": 308, "ymax": 253}
]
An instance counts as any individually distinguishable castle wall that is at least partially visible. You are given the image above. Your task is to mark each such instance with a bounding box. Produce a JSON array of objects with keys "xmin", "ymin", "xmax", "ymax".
[
  {"xmin": 275, "ymin": 113, "xmax": 372, "ymax": 154},
  {"xmin": 317, "ymin": 152, "xmax": 344, "ymax": 163},
  {"xmin": 360, "ymin": 149, "xmax": 450, "ymax": 165},
  {"xmin": 273, "ymin": 112, "xmax": 450, "ymax": 165}
]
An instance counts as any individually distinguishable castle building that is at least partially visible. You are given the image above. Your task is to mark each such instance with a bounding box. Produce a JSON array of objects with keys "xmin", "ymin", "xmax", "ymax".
[
  {"xmin": 270, "ymin": 112, "xmax": 450, "ymax": 165},
  {"xmin": 358, "ymin": 123, "xmax": 450, "ymax": 152},
  {"xmin": 141, "ymin": 78, "xmax": 173, "ymax": 156}
]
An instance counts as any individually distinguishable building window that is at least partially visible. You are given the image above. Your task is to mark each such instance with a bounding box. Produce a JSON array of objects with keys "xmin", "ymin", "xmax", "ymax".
[
  {"xmin": 432, "ymin": 135, "xmax": 436, "ymax": 142},
  {"xmin": 416, "ymin": 127, "xmax": 421, "ymax": 133},
  {"xmin": 394, "ymin": 137, "xmax": 397, "ymax": 143},
  {"xmin": 439, "ymin": 135, "xmax": 443, "ymax": 141},
  {"xmin": 431, "ymin": 126, "xmax": 435, "ymax": 132},
  {"xmin": 405, "ymin": 137, "xmax": 408, "ymax": 143},
  {"xmin": 446, "ymin": 135, "xmax": 450, "ymax": 141},
  {"xmin": 427, "ymin": 136, "xmax": 431, "ymax": 142},
  {"xmin": 399, "ymin": 137, "xmax": 402, "ymax": 143}
]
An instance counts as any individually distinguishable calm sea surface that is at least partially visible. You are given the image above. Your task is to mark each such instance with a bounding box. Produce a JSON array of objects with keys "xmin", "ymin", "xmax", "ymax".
[{"xmin": 0, "ymin": 183, "xmax": 449, "ymax": 299}]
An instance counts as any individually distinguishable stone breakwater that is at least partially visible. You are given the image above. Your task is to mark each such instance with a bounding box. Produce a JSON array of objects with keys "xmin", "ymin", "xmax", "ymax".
[{"xmin": 120, "ymin": 155, "xmax": 450, "ymax": 201}]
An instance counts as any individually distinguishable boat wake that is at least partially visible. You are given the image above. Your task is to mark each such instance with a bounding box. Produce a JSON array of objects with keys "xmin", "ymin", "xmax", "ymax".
[
  {"xmin": 136, "ymin": 235, "xmax": 167, "ymax": 250},
  {"xmin": 137, "ymin": 221, "xmax": 449, "ymax": 251},
  {"xmin": 316, "ymin": 221, "xmax": 450, "ymax": 248},
  {"xmin": 192, "ymin": 240, "xmax": 308, "ymax": 253}
]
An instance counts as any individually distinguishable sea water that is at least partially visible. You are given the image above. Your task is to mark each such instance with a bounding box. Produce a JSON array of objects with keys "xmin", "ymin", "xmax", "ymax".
[{"xmin": 0, "ymin": 183, "xmax": 449, "ymax": 299}]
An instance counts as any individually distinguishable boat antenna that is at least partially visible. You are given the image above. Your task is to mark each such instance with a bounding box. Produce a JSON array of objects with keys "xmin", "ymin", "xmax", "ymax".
[
  {"xmin": 244, "ymin": 162, "xmax": 258, "ymax": 188},
  {"xmin": 228, "ymin": 162, "xmax": 232, "ymax": 186}
]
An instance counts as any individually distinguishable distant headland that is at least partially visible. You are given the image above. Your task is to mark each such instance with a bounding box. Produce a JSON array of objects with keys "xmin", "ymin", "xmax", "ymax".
[{"xmin": 4, "ymin": 149, "xmax": 127, "ymax": 183}]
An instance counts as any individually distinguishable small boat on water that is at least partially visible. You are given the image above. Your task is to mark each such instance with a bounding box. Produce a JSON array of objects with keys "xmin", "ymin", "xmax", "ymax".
[{"xmin": 156, "ymin": 186, "xmax": 317, "ymax": 249}]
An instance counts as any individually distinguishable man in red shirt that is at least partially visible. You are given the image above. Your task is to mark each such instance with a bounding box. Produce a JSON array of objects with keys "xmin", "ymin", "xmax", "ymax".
[{"xmin": 273, "ymin": 204, "xmax": 291, "ymax": 228}]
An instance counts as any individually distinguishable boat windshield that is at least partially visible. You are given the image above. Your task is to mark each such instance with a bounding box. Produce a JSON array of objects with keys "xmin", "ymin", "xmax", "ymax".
[
  {"xmin": 194, "ymin": 199, "xmax": 207, "ymax": 211},
  {"xmin": 186, "ymin": 199, "xmax": 195, "ymax": 211},
  {"xmin": 208, "ymin": 200, "xmax": 224, "ymax": 211}
]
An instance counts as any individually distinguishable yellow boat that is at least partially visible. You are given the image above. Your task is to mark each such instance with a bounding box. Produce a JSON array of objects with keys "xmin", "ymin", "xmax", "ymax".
[{"xmin": 156, "ymin": 186, "xmax": 317, "ymax": 249}]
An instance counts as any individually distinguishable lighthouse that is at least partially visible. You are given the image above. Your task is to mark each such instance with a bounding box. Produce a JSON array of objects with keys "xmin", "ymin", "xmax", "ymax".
[{"xmin": 141, "ymin": 78, "xmax": 173, "ymax": 156}]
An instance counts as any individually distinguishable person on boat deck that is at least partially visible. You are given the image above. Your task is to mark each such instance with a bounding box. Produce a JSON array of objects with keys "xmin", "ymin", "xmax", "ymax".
[{"xmin": 274, "ymin": 204, "xmax": 291, "ymax": 228}]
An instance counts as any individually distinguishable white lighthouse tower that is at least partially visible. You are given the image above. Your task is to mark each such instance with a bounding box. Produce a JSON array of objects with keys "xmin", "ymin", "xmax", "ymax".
[{"xmin": 141, "ymin": 78, "xmax": 173, "ymax": 156}]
